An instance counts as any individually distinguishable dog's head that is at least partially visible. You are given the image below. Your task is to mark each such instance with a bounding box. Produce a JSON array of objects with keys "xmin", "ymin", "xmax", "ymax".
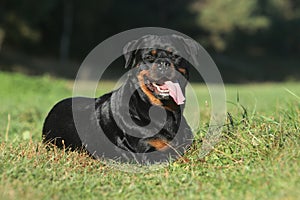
[{"xmin": 123, "ymin": 34, "xmax": 199, "ymax": 109}]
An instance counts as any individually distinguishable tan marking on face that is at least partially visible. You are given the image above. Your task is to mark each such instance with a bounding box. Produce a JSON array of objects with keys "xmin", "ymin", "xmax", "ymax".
[
  {"xmin": 151, "ymin": 49, "xmax": 157, "ymax": 56},
  {"xmin": 137, "ymin": 70, "xmax": 162, "ymax": 106},
  {"xmin": 178, "ymin": 68, "xmax": 186, "ymax": 74},
  {"xmin": 168, "ymin": 62, "xmax": 175, "ymax": 69}
]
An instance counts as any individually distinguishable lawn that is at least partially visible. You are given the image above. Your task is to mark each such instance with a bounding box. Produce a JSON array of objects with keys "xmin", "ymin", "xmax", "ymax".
[{"xmin": 0, "ymin": 72, "xmax": 299, "ymax": 199}]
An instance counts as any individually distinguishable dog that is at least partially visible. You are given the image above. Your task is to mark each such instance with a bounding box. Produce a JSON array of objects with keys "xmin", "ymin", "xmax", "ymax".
[{"xmin": 42, "ymin": 34, "xmax": 198, "ymax": 163}]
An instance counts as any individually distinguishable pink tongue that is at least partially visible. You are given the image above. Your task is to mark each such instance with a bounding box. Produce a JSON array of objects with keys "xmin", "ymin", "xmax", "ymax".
[{"xmin": 161, "ymin": 81, "xmax": 185, "ymax": 105}]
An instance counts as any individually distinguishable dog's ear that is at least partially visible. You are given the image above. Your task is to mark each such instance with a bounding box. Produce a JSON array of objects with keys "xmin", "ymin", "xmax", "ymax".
[
  {"xmin": 171, "ymin": 34, "xmax": 200, "ymax": 67},
  {"xmin": 123, "ymin": 35, "xmax": 158, "ymax": 68},
  {"xmin": 123, "ymin": 39, "xmax": 139, "ymax": 68}
]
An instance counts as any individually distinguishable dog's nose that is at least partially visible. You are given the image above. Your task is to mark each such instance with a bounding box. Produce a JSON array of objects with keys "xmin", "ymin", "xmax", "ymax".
[{"xmin": 157, "ymin": 60, "xmax": 171, "ymax": 74}]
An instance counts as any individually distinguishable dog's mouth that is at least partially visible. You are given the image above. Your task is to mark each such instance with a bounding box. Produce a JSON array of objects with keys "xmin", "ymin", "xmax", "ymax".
[
  {"xmin": 147, "ymin": 81, "xmax": 170, "ymax": 97},
  {"xmin": 145, "ymin": 78, "xmax": 185, "ymax": 105}
]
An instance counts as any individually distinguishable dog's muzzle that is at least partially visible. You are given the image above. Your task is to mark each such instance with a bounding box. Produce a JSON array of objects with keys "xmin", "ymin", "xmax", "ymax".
[
  {"xmin": 139, "ymin": 59, "xmax": 185, "ymax": 105},
  {"xmin": 151, "ymin": 59, "xmax": 174, "ymax": 81},
  {"xmin": 156, "ymin": 59, "xmax": 171, "ymax": 72}
]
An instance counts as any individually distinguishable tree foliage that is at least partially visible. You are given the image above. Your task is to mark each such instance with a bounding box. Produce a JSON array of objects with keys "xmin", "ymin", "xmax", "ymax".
[
  {"xmin": 0, "ymin": 0, "xmax": 299, "ymax": 59},
  {"xmin": 194, "ymin": 0, "xmax": 270, "ymax": 51}
]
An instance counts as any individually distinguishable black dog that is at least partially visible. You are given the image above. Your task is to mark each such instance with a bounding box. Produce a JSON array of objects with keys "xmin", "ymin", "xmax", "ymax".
[{"xmin": 42, "ymin": 34, "xmax": 198, "ymax": 163}]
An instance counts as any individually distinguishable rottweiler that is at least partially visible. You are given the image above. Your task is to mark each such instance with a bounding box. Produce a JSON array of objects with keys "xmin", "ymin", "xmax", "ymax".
[{"xmin": 42, "ymin": 34, "xmax": 198, "ymax": 163}]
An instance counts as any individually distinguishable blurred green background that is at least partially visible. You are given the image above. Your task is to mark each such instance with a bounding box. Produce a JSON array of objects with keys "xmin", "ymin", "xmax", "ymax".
[{"xmin": 0, "ymin": 0, "xmax": 299, "ymax": 82}]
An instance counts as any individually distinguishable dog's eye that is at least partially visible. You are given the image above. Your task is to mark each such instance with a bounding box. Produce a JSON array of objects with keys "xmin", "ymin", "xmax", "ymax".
[
  {"xmin": 169, "ymin": 54, "xmax": 180, "ymax": 62},
  {"xmin": 166, "ymin": 47, "xmax": 174, "ymax": 53},
  {"xmin": 144, "ymin": 54, "xmax": 155, "ymax": 62}
]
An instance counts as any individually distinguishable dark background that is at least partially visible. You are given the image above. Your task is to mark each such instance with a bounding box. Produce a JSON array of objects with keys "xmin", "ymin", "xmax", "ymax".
[{"xmin": 0, "ymin": 0, "xmax": 299, "ymax": 83}]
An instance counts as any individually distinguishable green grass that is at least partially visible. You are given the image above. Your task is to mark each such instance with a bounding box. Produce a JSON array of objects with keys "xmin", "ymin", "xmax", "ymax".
[{"xmin": 0, "ymin": 72, "xmax": 299, "ymax": 200}]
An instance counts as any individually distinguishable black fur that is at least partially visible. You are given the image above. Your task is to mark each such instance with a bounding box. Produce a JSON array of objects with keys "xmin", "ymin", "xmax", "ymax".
[{"xmin": 42, "ymin": 34, "xmax": 197, "ymax": 163}]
